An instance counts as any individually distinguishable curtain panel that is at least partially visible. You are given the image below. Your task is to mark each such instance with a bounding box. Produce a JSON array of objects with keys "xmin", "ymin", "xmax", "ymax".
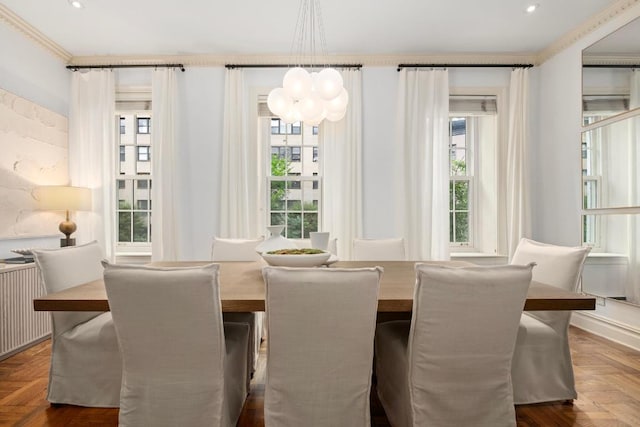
[
  {"xmin": 220, "ymin": 69, "xmax": 261, "ymax": 238},
  {"xmin": 319, "ymin": 69, "xmax": 363, "ymax": 260},
  {"xmin": 395, "ymin": 69, "xmax": 450, "ymax": 260},
  {"xmin": 69, "ymin": 70, "xmax": 116, "ymax": 260},
  {"xmin": 151, "ymin": 68, "xmax": 180, "ymax": 261},
  {"xmin": 506, "ymin": 68, "xmax": 532, "ymax": 260}
]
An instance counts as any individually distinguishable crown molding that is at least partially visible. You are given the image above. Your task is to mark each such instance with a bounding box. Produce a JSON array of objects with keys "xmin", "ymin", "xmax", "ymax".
[
  {"xmin": 582, "ymin": 54, "xmax": 640, "ymax": 65},
  {"xmin": 536, "ymin": 0, "xmax": 640, "ymax": 64},
  {"xmin": 0, "ymin": 4, "xmax": 71, "ymax": 62},
  {"xmin": 68, "ymin": 53, "xmax": 537, "ymax": 68}
]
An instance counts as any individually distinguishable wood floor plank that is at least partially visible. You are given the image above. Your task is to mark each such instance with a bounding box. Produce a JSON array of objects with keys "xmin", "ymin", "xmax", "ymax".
[{"xmin": 1, "ymin": 326, "xmax": 639, "ymax": 426}]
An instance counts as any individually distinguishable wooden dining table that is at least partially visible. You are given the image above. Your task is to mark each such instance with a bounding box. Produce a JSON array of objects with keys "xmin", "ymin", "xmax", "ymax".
[{"xmin": 32, "ymin": 260, "xmax": 596, "ymax": 312}]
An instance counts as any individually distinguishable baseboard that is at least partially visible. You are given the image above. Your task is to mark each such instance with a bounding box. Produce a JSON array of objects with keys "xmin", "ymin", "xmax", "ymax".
[
  {"xmin": 571, "ymin": 312, "xmax": 640, "ymax": 352},
  {"xmin": 0, "ymin": 334, "xmax": 50, "ymax": 361}
]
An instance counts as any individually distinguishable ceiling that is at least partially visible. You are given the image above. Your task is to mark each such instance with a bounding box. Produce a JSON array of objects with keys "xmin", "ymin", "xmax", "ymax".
[{"xmin": 0, "ymin": 0, "xmax": 621, "ymax": 59}]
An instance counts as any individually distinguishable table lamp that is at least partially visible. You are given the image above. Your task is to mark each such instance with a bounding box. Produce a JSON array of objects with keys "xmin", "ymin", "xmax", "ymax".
[{"xmin": 34, "ymin": 185, "xmax": 92, "ymax": 247}]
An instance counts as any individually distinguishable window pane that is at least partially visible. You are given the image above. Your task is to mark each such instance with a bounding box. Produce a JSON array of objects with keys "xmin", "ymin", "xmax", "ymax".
[
  {"xmin": 118, "ymin": 212, "xmax": 132, "ymax": 242},
  {"xmin": 449, "ymin": 212, "xmax": 454, "ymax": 242},
  {"xmin": 287, "ymin": 199, "xmax": 302, "ymax": 210},
  {"xmin": 286, "ymin": 213, "xmax": 302, "ymax": 238},
  {"xmin": 270, "ymin": 181, "xmax": 286, "ymax": 210},
  {"xmin": 454, "ymin": 212, "xmax": 469, "ymax": 243},
  {"xmin": 270, "ymin": 213, "xmax": 285, "ymax": 226},
  {"xmin": 453, "ymin": 180, "xmax": 469, "ymax": 210},
  {"xmin": 303, "ymin": 212, "xmax": 318, "ymax": 238},
  {"xmin": 132, "ymin": 212, "xmax": 149, "ymax": 242}
]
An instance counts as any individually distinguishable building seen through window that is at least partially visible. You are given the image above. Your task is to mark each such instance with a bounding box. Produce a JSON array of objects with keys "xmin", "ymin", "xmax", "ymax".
[
  {"xmin": 117, "ymin": 112, "xmax": 152, "ymax": 248},
  {"xmin": 265, "ymin": 114, "xmax": 319, "ymax": 239}
]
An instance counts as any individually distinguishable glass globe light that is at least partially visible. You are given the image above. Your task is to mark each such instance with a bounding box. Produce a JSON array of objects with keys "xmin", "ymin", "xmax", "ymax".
[
  {"xmin": 325, "ymin": 88, "xmax": 349, "ymax": 113},
  {"xmin": 316, "ymin": 68, "xmax": 343, "ymax": 100},
  {"xmin": 283, "ymin": 67, "xmax": 312, "ymax": 100},
  {"xmin": 267, "ymin": 87, "xmax": 292, "ymax": 116},
  {"xmin": 281, "ymin": 102, "xmax": 303, "ymax": 124},
  {"xmin": 325, "ymin": 107, "xmax": 346, "ymax": 122},
  {"xmin": 299, "ymin": 94, "xmax": 324, "ymax": 121},
  {"xmin": 304, "ymin": 109, "xmax": 327, "ymax": 126}
]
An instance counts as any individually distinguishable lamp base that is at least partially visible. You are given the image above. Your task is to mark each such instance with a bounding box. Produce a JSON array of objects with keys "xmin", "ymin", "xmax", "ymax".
[{"xmin": 60, "ymin": 237, "xmax": 76, "ymax": 247}]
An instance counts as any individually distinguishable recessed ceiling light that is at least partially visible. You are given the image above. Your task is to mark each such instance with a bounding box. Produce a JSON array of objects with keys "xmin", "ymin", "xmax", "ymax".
[
  {"xmin": 525, "ymin": 4, "xmax": 539, "ymax": 13},
  {"xmin": 68, "ymin": 0, "xmax": 84, "ymax": 9}
]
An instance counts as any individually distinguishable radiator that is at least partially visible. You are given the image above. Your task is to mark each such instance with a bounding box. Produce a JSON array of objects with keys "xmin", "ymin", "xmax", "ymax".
[{"xmin": 0, "ymin": 264, "xmax": 51, "ymax": 360}]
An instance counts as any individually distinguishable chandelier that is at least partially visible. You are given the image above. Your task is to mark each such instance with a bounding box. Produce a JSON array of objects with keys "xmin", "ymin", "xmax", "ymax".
[{"xmin": 267, "ymin": 0, "xmax": 349, "ymax": 126}]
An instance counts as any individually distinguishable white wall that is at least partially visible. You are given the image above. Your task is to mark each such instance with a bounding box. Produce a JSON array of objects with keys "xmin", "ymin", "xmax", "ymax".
[{"xmin": 0, "ymin": 21, "xmax": 71, "ymax": 259}]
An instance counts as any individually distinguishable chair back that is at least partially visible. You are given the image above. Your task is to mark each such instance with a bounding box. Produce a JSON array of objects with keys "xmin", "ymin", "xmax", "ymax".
[
  {"xmin": 408, "ymin": 263, "xmax": 533, "ymax": 426},
  {"xmin": 262, "ymin": 266, "xmax": 382, "ymax": 427},
  {"xmin": 352, "ymin": 237, "xmax": 406, "ymax": 260},
  {"xmin": 103, "ymin": 262, "xmax": 230, "ymax": 426},
  {"xmin": 211, "ymin": 236, "xmax": 263, "ymax": 261},
  {"xmin": 511, "ymin": 238, "xmax": 591, "ymax": 327},
  {"xmin": 32, "ymin": 241, "xmax": 104, "ymax": 335}
]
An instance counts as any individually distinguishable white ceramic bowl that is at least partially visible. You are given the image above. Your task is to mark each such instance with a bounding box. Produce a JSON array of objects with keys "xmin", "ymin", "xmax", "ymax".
[{"xmin": 261, "ymin": 250, "xmax": 331, "ymax": 267}]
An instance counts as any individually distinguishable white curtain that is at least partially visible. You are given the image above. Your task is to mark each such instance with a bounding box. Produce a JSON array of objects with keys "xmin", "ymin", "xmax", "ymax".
[
  {"xmin": 506, "ymin": 68, "xmax": 531, "ymax": 259},
  {"xmin": 220, "ymin": 69, "xmax": 261, "ymax": 238},
  {"xmin": 395, "ymin": 69, "xmax": 450, "ymax": 260},
  {"xmin": 69, "ymin": 70, "xmax": 115, "ymax": 260},
  {"xmin": 151, "ymin": 68, "xmax": 180, "ymax": 261},
  {"xmin": 627, "ymin": 70, "xmax": 640, "ymax": 304},
  {"xmin": 319, "ymin": 69, "xmax": 363, "ymax": 260}
]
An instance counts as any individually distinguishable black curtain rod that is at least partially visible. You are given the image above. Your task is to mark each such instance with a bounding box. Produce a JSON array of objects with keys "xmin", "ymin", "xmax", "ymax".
[
  {"xmin": 225, "ymin": 64, "xmax": 362, "ymax": 69},
  {"xmin": 583, "ymin": 64, "xmax": 639, "ymax": 69},
  {"xmin": 397, "ymin": 63, "xmax": 534, "ymax": 71},
  {"xmin": 66, "ymin": 64, "xmax": 185, "ymax": 72}
]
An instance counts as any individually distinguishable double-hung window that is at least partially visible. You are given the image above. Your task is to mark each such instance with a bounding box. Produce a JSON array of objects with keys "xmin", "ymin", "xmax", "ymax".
[
  {"xmin": 448, "ymin": 94, "xmax": 498, "ymax": 253},
  {"xmin": 116, "ymin": 102, "xmax": 152, "ymax": 252},
  {"xmin": 261, "ymin": 99, "xmax": 320, "ymax": 238}
]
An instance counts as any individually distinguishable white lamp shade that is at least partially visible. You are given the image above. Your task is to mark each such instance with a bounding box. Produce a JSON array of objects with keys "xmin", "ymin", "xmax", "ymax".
[
  {"xmin": 35, "ymin": 186, "xmax": 92, "ymax": 211},
  {"xmin": 326, "ymin": 107, "xmax": 347, "ymax": 122},
  {"xmin": 283, "ymin": 67, "xmax": 312, "ymax": 100},
  {"xmin": 281, "ymin": 103, "xmax": 303, "ymax": 124},
  {"xmin": 326, "ymin": 88, "xmax": 349, "ymax": 113},
  {"xmin": 299, "ymin": 94, "xmax": 325, "ymax": 120},
  {"xmin": 267, "ymin": 88, "xmax": 293, "ymax": 116},
  {"xmin": 316, "ymin": 68, "xmax": 344, "ymax": 100}
]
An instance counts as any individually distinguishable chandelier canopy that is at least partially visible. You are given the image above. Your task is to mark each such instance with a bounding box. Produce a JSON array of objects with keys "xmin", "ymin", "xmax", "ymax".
[{"xmin": 267, "ymin": 0, "xmax": 348, "ymax": 126}]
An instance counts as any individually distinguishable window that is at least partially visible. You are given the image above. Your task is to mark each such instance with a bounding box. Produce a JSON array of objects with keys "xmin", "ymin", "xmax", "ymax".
[
  {"xmin": 137, "ymin": 117, "xmax": 150, "ymax": 134},
  {"xmin": 137, "ymin": 146, "xmax": 151, "ymax": 162},
  {"xmin": 447, "ymin": 94, "xmax": 498, "ymax": 252},
  {"xmin": 117, "ymin": 109, "xmax": 152, "ymax": 250},
  {"xmin": 581, "ymin": 115, "xmax": 604, "ymax": 248},
  {"xmin": 312, "ymin": 126, "xmax": 319, "ymax": 135},
  {"xmin": 449, "ymin": 117, "xmax": 471, "ymax": 246},
  {"xmin": 263, "ymin": 98, "xmax": 320, "ymax": 239}
]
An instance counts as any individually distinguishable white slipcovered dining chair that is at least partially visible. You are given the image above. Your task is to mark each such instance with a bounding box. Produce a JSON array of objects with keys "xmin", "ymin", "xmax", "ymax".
[
  {"xmin": 211, "ymin": 236, "xmax": 265, "ymax": 382},
  {"xmin": 103, "ymin": 262, "xmax": 249, "ymax": 427},
  {"xmin": 510, "ymin": 238, "xmax": 591, "ymax": 404},
  {"xmin": 262, "ymin": 266, "xmax": 382, "ymax": 426},
  {"xmin": 375, "ymin": 263, "xmax": 533, "ymax": 427},
  {"xmin": 352, "ymin": 237, "xmax": 406, "ymax": 261},
  {"xmin": 32, "ymin": 241, "xmax": 121, "ymax": 407}
]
